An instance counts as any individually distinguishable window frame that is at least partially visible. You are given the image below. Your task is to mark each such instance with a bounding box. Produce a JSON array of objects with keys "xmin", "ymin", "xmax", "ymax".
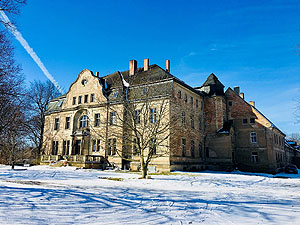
[
  {"xmin": 79, "ymin": 115, "xmax": 89, "ymax": 128},
  {"xmin": 95, "ymin": 113, "xmax": 100, "ymax": 127},
  {"xmin": 250, "ymin": 132, "xmax": 257, "ymax": 143}
]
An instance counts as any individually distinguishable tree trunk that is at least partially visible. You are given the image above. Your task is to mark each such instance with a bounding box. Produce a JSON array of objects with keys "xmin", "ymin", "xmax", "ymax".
[{"xmin": 140, "ymin": 157, "xmax": 147, "ymax": 179}]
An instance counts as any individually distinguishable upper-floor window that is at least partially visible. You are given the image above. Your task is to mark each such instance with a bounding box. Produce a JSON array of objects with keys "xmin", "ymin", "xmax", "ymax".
[
  {"xmin": 177, "ymin": 90, "xmax": 182, "ymax": 99},
  {"xmin": 92, "ymin": 140, "xmax": 96, "ymax": 152},
  {"xmin": 150, "ymin": 108, "xmax": 157, "ymax": 123},
  {"xmin": 80, "ymin": 115, "xmax": 89, "ymax": 128},
  {"xmin": 95, "ymin": 113, "xmax": 100, "ymax": 127},
  {"xmin": 190, "ymin": 140, "xmax": 195, "ymax": 157},
  {"xmin": 90, "ymin": 93, "xmax": 95, "ymax": 102},
  {"xmin": 65, "ymin": 117, "xmax": 70, "ymax": 129},
  {"xmin": 184, "ymin": 94, "xmax": 187, "ymax": 103},
  {"xmin": 250, "ymin": 132, "xmax": 257, "ymax": 143},
  {"xmin": 181, "ymin": 112, "xmax": 185, "ymax": 126},
  {"xmin": 250, "ymin": 118, "xmax": 255, "ymax": 124},
  {"xmin": 196, "ymin": 99, "xmax": 199, "ymax": 108},
  {"xmin": 113, "ymin": 91, "xmax": 119, "ymax": 99},
  {"xmin": 243, "ymin": 118, "xmax": 248, "ymax": 124},
  {"xmin": 198, "ymin": 116, "xmax": 202, "ymax": 130},
  {"xmin": 110, "ymin": 111, "xmax": 116, "ymax": 125},
  {"xmin": 84, "ymin": 95, "xmax": 88, "ymax": 103},
  {"xmin": 72, "ymin": 97, "xmax": 76, "ymax": 105},
  {"xmin": 133, "ymin": 138, "xmax": 140, "ymax": 155},
  {"xmin": 228, "ymin": 101, "xmax": 233, "ymax": 106},
  {"xmin": 78, "ymin": 96, "xmax": 82, "ymax": 104},
  {"xmin": 190, "ymin": 97, "xmax": 193, "ymax": 107},
  {"xmin": 135, "ymin": 110, "xmax": 141, "ymax": 124},
  {"xmin": 190, "ymin": 114, "xmax": 194, "ymax": 129},
  {"xmin": 54, "ymin": 118, "xmax": 59, "ymax": 130},
  {"xmin": 142, "ymin": 87, "xmax": 148, "ymax": 96}
]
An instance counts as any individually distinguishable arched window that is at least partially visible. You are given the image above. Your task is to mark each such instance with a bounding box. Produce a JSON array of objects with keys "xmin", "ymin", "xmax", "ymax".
[{"xmin": 80, "ymin": 115, "xmax": 89, "ymax": 128}]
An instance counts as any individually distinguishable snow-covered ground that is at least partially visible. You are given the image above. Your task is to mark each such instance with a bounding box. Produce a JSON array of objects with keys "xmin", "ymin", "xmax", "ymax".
[{"xmin": 0, "ymin": 165, "xmax": 299, "ymax": 225}]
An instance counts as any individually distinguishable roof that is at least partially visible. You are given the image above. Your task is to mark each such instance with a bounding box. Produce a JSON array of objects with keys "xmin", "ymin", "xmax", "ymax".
[
  {"xmin": 103, "ymin": 64, "xmax": 203, "ymax": 96},
  {"xmin": 201, "ymin": 73, "xmax": 224, "ymax": 88}
]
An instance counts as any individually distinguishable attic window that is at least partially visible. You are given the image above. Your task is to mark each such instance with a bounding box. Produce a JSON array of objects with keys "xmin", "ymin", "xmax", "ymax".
[
  {"xmin": 113, "ymin": 91, "xmax": 119, "ymax": 99},
  {"xmin": 242, "ymin": 118, "xmax": 248, "ymax": 124},
  {"xmin": 250, "ymin": 118, "xmax": 255, "ymax": 124},
  {"xmin": 228, "ymin": 101, "xmax": 233, "ymax": 106},
  {"xmin": 81, "ymin": 79, "xmax": 87, "ymax": 86}
]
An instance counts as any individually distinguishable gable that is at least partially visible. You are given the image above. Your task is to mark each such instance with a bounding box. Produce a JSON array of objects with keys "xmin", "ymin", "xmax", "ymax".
[{"xmin": 63, "ymin": 69, "xmax": 107, "ymax": 109}]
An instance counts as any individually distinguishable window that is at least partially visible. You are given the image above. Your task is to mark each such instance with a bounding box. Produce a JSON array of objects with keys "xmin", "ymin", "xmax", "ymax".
[
  {"xmin": 66, "ymin": 140, "xmax": 70, "ymax": 155},
  {"xmin": 62, "ymin": 140, "xmax": 67, "ymax": 155},
  {"xmin": 90, "ymin": 93, "xmax": 95, "ymax": 102},
  {"xmin": 150, "ymin": 108, "xmax": 157, "ymax": 123},
  {"xmin": 250, "ymin": 132, "xmax": 257, "ymax": 143},
  {"xmin": 78, "ymin": 96, "xmax": 82, "ymax": 104},
  {"xmin": 190, "ymin": 140, "xmax": 195, "ymax": 157},
  {"xmin": 228, "ymin": 101, "xmax": 233, "ymax": 106},
  {"xmin": 108, "ymin": 138, "xmax": 117, "ymax": 155},
  {"xmin": 198, "ymin": 116, "xmax": 202, "ymax": 130},
  {"xmin": 80, "ymin": 115, "xmax": 89, "ymax": 128},
  {"xmin": 206, "ymin": 147, "xmax": 209, "ymax": 158},
  {"xmin": 54, "ymin": 118, "xmax": 59, "ymax": 130},
  {"xmin": 177, "ymin": 90, "xmax": 182, "ymax": 99},
  {"xmin": 190, "ymin": 114, "xmax": 194, "ymax": 129},
  {"xmin": 113, "ymin": 91, "xmax": 118, "ymax": 99},
  {"xmin": 92, "ymin": 140, "xmax": 96, "ymax": 152},
  {"xmin": 51, "ymin": 141, "xmax": 58, "ymax": 155},
  {"xmin": 142, "ymin": 87, "xmax": 148, "ymax": 95},
  {"xmin": 73, "ymin": 97, "xmax": 76, "ymax": 105},
  {"xmin": 181, "ymin": 112, "xmax": 185, "ymax": 126},
  {"xmin": 150, "ymin": 138, "xmax": 156, "ymax": 155},
  {"xmin": 65, "ymin": 117, "xmax": 70, "ymax": 129},
  {"xmin": 242, "ymin": 118, "xmax": 248, "ymax": 124},
  {"xmin": 251, "ymin": 152, "xmax": 258, "ymax": 163},
  {"xmin": 97, "ymin": 139, "xmax": 101, "ymax": 152},
  {"xmin": 182, "ymin": 138, "xmax": 186, "ymax": 156},
  {"xmin": 95, "ymin": 113, "xmax": 100, "ymax": 127},
  {"xmin": 196, "ymin": 99, "xmax": 199, "ymax": 108},
  {"xmin": 184, "ymin": 94, "xmax": 187, "ymax": 103},
  {"xmin": 134, "ymin": 110, "xmax": 141, "ymax": 124},
  {"xmin": 84, "ymin": 95, "xmax": 88, "ymax": 103},
  {"xmin": 198, "ymin": 142, "xmax": 202, "ymax": 158},
  {"xmin": 250, "ymin": 118, "xmax": 255, "ymax": 124},
  {"xmin": 133, "ymin": 138, "xmax": 139, "ymax": 155},
  {"xmin": 190, "ymin": 97, "xmax": 193, "ymax": 107},
  {"xmin": 110, "ymin": 111, "xmax": 116, "ymax": 125}
]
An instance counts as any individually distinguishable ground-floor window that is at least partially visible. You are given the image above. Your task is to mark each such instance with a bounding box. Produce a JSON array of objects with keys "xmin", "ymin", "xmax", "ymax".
[
  {"xmin": 51, "ymin": 141, "xmax": 58, "ymax": 155},
  {"xmin": 63, "ymin": 140, "xmax": 70, "ymax": 155},
  {"xmin": 251, "ymin": 152, "xmax": 258, "ymax": 163},
  {"xmin": 182, "ymin": 138, "xmax": 186, "ymax": 156},
  {"xmin": 108, "ymin": 138, "xmax": 117, "ymax": 155},
  {"xmin": 190, "ymin": 140, "xmax": 195, "ymax": 157}
]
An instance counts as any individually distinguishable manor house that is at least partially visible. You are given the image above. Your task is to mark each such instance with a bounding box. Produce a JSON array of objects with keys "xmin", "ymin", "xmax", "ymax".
[{"xmin": 40, "ymin": 59, "xmax": 286, "ymax": 174}]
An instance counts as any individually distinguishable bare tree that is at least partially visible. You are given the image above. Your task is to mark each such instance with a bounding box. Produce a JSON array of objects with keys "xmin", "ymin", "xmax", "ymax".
[
  {"xmin": 25, "ymin": 80, "xmax": 60, "ymax": 157},
  {"xmin": 95, "ymin": 74, "xmax": 177, "ymax": 178}
]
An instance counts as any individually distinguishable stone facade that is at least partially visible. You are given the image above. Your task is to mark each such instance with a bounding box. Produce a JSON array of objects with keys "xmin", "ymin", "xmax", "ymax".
[{"xmin": 41, "ymin": 60, "xmax": 288, "ymax": 174}]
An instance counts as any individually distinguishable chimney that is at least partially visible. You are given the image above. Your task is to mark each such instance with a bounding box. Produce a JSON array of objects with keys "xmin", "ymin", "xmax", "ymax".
[
  {"xmin": 129, "ymin": 60, "xmax": 137, "ymax": 76},
  {"xmin": 240, "ymin": 92, "xmax": 244, "ymax": 99},
  {"xmin": 234, "ymin": 86, "xmax": 240, "ymax": 95},
  {"xmin": 166, "ymin": 59, "xmax": 170, "ymax": 72},
  {"xmin": 144, "ymin": 58, "xmax": 149, "ymax": 71},
  {"xmin": 96, "ymin": 72, "xmax": 99, "ymax": 77},
  {"xmin": 249, "ymin": 101, "xmax": 255, "ymax": 107}
]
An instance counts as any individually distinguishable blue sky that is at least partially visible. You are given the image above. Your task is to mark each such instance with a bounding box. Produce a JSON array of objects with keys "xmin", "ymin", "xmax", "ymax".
[{"xmin": 8, "ymin": 0, "xmax": 300, "ymax": 135}]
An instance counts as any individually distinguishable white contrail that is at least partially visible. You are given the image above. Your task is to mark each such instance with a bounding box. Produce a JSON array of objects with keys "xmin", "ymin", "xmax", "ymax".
[{"xmin": 0, "ymin": 11, "xmax": 64, "ymax": 94}]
